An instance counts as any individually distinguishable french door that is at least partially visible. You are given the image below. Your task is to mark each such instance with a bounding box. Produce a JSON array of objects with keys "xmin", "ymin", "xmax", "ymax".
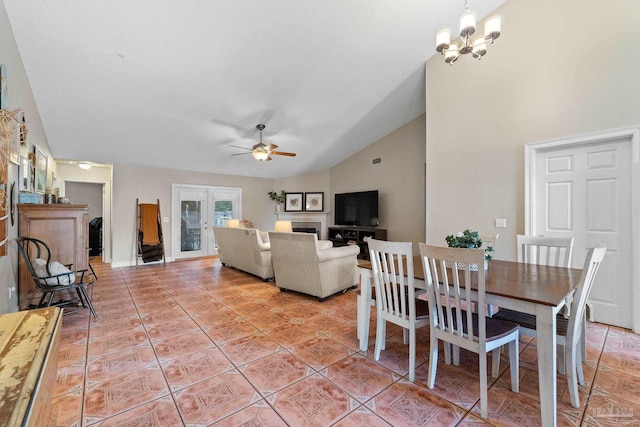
[{"xmin": 172, "ymin": 184, "xmax": 242, "ymax": 259}]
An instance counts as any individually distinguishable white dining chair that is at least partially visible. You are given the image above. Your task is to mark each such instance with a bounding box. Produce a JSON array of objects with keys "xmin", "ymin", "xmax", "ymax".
[
  {"xmin": 494, "ymin": 246, "xmax": 606, "ymax": 407},
  {"xmin": 479, "ymin": 233, "xmax": 499, "ymax": 316},
  {"xmin": 497, "ymin": 235, "xmax": 581, "ymax": 371},
  {"xmin": 516, "ymin": 235, "xmax": 574, "ymax": 267},
  {"xmin": 419, "ymin": 244, "xmax": 519, "ymax": 419},
  {"xmin": 368, "ymin": 239, "xmax": 429, "ymax": 382}
]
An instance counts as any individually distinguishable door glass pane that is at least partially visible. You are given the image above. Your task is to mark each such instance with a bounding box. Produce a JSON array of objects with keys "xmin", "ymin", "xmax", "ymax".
[
  {"xmin": 181, "ymin": 201, "xmax": 201, "ymax": 252},
  {"xmin": 214, "ymin": 200, "xmax": 233, "ymax": 226}
]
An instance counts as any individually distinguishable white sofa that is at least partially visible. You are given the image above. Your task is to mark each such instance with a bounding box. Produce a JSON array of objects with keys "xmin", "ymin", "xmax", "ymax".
[
  {"xmin": 268, "ymin": 232, "xmax": 360, "ymax": 301},
  {"xmin": 213, "ymin": 227, "xmax": 274, "ymax": 281}
]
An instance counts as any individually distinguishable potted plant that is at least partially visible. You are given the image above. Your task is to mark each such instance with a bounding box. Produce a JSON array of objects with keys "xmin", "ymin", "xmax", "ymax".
[
  {"xmin": 445, "ymin": 229, "xmax": 494, "ymax": 271},
  {"xmin": 268, "ymin": 190, "xmax": 286, "ymax": 212}
]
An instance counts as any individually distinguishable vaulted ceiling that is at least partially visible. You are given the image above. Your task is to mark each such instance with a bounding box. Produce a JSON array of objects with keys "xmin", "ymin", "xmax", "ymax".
[{"xmin": 4, "ymin": 0, "xmax": 506, "ymax": 178}]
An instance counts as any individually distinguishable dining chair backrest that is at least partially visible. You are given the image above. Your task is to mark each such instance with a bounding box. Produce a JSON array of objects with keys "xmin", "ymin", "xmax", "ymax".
[
  {"xmin": 421, "ymin": 245, "xmax": 488, "ymax": 346},
  {"xmin": 567, "ymin": 246, "xmax": 606, "ymax": 347},
  {"xmin": 517, "ymin": 235, "xmax": 574, "ymax": 267},
  {"xmin": 368, "ymin": 239, "xmax": 416, "ymax": 322}
]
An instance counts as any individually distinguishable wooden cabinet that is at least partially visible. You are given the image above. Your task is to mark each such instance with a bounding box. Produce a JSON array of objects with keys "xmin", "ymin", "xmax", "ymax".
[
  {"xmin": 17, "ymin": 204, "xmax": 88, "ymax": 310},
  {"xmin": 328, "ymin": 226, "xmax": 387, "ymax": 259},
  {"xmin": 0, "ymin": 307, "xmax": 62, "ymax": 427}
]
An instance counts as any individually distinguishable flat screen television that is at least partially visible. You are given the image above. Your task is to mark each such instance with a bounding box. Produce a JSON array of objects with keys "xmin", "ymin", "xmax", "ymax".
[{"xmin": 334, "ymin": 190, "xmax": 379, "ymax": 227}]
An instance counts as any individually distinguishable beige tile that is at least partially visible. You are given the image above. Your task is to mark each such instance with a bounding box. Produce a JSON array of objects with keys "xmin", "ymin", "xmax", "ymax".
[{"xmin": 269, "ymin": 375, "xmax": 355, "ymax": 426}]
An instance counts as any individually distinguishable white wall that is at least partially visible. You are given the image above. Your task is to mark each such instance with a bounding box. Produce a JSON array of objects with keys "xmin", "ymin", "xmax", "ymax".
[
  {"xmin": 0, "ymin": 2, "xmax": 53, "ymax": 313},
  {"xmin": 426, "ymin": 0, "xmax": 640, "ymax": 260}
]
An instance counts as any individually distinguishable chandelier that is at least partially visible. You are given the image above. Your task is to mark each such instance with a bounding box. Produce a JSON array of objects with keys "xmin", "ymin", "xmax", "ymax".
[{"xmin": 435, "ymin": 0, "xmax": 501, "ymax": 65}]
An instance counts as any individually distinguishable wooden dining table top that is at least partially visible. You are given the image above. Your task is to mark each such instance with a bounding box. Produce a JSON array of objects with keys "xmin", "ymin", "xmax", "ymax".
[{"xmin": 358, "ymin": 257, "xmax": 584, "ymax": 307}]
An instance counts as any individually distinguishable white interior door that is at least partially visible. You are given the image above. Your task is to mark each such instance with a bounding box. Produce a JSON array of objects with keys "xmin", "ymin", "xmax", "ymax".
[
  {"xmin": 172, "ymin": 184, "xmax": 242, "ymax": 259},
  {"xmin": 534, "ymin": 137, "xmax": 632, "ymax": 328}
]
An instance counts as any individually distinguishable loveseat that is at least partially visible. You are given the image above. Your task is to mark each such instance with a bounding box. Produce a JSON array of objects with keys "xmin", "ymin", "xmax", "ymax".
[
  {"xmin": 213, "ymin": 227, "xmax": 274, "ymax": 280},
  {"xmin": 268, "ymin": 231, "xmax": 360, "ymax": 300}
]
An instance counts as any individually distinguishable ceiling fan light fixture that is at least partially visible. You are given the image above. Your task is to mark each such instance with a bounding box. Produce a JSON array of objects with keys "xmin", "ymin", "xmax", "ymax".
[{"xmin": 252, "ymin": 149, "xmax": 270, "ymax": 161}]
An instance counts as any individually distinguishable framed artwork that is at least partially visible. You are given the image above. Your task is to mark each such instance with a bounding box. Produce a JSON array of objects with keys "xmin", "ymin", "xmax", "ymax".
[
  {"xmin": 18, "ymin": 155, "xmax": 31, "ymax": 192},
  {"xmin": 304, "ymin": 192, "xmax": 324, "ymax": 211},
  {"xmin": 285, "ymin": 192, "xmax": 303, "ymax": 212},
  {"xmin": 35, "ymin": 146, "xmax": 48, "ymax": 193}
]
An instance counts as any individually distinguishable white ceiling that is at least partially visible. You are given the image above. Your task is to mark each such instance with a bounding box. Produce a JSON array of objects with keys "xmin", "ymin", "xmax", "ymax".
[{"xmin": 4, "ymin": 0, "xmax": 506, "ymax": 178}]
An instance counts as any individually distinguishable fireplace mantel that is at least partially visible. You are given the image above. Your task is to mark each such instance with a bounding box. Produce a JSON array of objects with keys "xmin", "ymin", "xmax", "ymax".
[{"xmin": 275, "ymin": 212, "xmax": 330, "ymax": 240}]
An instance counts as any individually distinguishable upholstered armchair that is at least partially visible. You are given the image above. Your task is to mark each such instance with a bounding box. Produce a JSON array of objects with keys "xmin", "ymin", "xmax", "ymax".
[{"xmin": 268, "ymin": 232, "xmax": 360, "ymax": 301}]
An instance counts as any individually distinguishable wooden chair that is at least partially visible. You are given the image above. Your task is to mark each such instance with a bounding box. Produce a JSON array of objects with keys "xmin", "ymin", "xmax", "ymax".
[
  {"xmin": 517, "ymin": 235, "xmax": 574, "ymax": 267},
  {"xmin": 16, "ymin": 237, "xmax": 97, "ymax": 319},
  {"xmin": 494, "ymin": 246, "xmax": 606, "ymax": 407},
  {"xmin": 419, "ymin": 244, "xmax": 519, "ymax": 419},
  {"xmin": 368, "ymin": 239, "xmax": 429, "ymax": 382}
]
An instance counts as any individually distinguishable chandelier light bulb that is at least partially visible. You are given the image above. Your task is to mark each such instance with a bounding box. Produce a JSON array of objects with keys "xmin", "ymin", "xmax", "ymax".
[
  {"xmin": 472, "ymin": 37, "xmax": 487, "ymax": 57},
  {"xmin": 484, "ymin": 15, "xmax": 501, "ymax": 41},
  {"xmin": 436, "ymin": 29, "xmax": 451, "ymax": 53},
  {"xmin": 459, "ymin": 9, "xmax": 476, "ymax": 38},
  {"xmin": 444, "ymin": 43, "xmax": 459, "ymax": 64}
]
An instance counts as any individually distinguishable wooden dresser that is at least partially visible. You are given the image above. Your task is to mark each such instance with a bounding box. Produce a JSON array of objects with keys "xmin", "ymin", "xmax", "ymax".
[
  {"xmin": 17, "ymin": 204, "xmax": 89, "ymax": 310},
  {"xmin": 0, "ymin": 307, "xmax": 62, "ymax": 427}
]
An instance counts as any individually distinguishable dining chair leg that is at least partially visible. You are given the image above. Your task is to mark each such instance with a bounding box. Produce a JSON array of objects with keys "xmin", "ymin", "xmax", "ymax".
[
  {"xmin": 38, "ymin": 292, "xmax": 48, "ymax": 307},
  {"xmin": 491, "ymin": 348, "xmax": 501, "ymax": 378},
  {"xmin": 408, "ymin": 328, "xmax": 416, "ymax": 382},
  {"xmin": 427, "ymin": 335, "xmax": 438, "ymax": 388},
  {"xmin": 508, "ymin": 339, "xmax": 519, "ymax": 392},
  {"xmin": 402, "ymin": 328, "xmax": 409, "ymax": 345},
  {"xmin": 566, "ymin": 341, "xmax": 581, "ymax": 408},
  {"xmin": 374, "ymin": 317, "xmax": 385, "ymax": 360},
  {"xmin": 479, "ymin": 352, "xmax": 489, "ymax": 419}
]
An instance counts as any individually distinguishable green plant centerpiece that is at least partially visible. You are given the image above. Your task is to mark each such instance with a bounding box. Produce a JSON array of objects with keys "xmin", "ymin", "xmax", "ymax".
[
  {"xmin": 268, "ymin": 190, "xmax": 286, "ymax": 211},
  {"xmin": 445, "ymin": 229, "xmax": 494, "ymax": 271}
]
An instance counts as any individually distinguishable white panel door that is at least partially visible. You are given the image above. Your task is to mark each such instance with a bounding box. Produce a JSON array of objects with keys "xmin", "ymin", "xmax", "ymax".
[{"xmin": 535, "ymin": 137, "xmax": 632, "ymax": 328}]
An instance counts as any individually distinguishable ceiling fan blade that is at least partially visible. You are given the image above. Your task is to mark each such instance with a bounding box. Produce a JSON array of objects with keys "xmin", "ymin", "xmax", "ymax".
[
  {"xmin": 231, "ymin": 152, "xmax": 251, "ymax": 156},
  {"xmin": 271, "ymin": 151, "xmax": 297, "ymax": 157},
  {"xmin": 229, "ymin": 144, "xmax": 252, "ymax": 151}
]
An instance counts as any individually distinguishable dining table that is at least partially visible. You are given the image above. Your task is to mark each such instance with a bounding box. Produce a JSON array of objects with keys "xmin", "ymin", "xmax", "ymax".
[{"xmin": 357, "ymin": 257, "xmax": 583, "ymax": 427}]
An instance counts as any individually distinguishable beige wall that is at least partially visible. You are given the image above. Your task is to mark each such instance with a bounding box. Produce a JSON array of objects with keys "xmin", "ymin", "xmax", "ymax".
[
  {"xmin": 112, "ymin": 164, "xmax": 276, "ymax": 266},
  {"xmin": 274, "ymin": 169, "xmax": 331, "ymax": 210},
  {"xmin": 426, "ymin": 0, "xmax": 640, "ymax": 260},
  {"xmin": 330, "ymin": 114, "xmax": 426, "ymax": 251},
  {"xmin": 0, "ymin": 2, "xmax": 52, "ymax": 313}
]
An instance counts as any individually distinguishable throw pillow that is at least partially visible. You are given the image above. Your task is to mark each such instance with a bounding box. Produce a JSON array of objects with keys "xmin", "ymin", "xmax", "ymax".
[{"xmin": 33, "ymin": 258, "xmax": 76, "ymax": 285}]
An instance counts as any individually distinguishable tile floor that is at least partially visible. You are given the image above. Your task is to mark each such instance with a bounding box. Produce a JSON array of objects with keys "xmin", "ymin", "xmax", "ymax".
[{"xmin": 49, "ymin": 257, "xmax": 640, "ymax": 426}]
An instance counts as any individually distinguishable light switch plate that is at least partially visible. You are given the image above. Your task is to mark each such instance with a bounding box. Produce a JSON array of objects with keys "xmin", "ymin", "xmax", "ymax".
[
  {"xmin": 495, "ymin": 218, "xmax": 507, "ymax": 228},
  {"xmin": 163, "ymin": 216, "xmax": 170, "ymax": 223}
]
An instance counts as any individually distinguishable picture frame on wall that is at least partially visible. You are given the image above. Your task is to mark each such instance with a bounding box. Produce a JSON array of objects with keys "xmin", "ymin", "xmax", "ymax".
[
  {"xmin": 18, "ymin": 155, "xmax": 31, "ymax": 192},
  {"xmin": 35, "ymin": 146, "xmax": 48, "ymax": 193},
  {"xmin": 304, "ymin": 192, "xmax": 324, "ymax": 211},
  {"xmin": 285, "ymin": 192, "xmax": 303, "ymax": 212}
]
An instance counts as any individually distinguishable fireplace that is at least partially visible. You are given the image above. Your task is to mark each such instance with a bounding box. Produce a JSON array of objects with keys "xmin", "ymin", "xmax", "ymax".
[{"xmin": 276, "ymin": 212, "xmax": 329, "ymax": 240}]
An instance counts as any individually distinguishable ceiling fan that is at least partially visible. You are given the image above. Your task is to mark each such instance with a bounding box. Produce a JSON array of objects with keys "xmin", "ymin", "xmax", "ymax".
[{"xmin": 230, "ymin": 124, "xmax": 296, "ymax": 161}]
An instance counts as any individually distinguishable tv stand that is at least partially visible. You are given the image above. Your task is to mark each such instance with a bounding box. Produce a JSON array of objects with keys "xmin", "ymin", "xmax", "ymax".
[{"xmin": 328, "ymin": 226, "xmax": 387, "ymax": 260}]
